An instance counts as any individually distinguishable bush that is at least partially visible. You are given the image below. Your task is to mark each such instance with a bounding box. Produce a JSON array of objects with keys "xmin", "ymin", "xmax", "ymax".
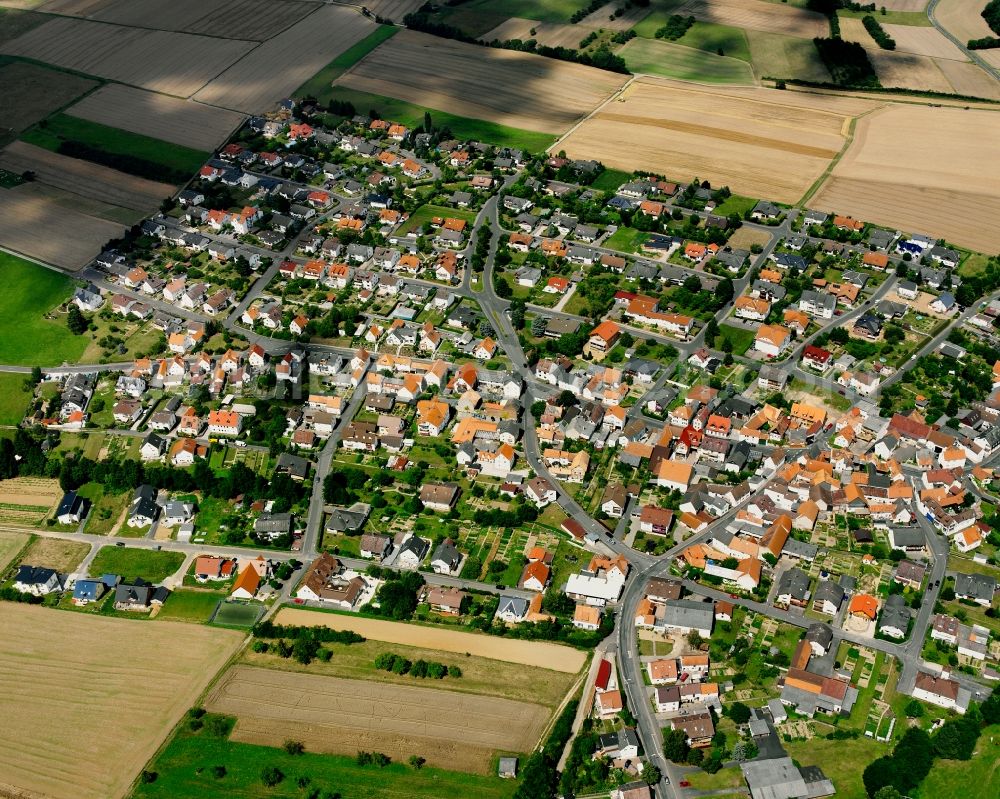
[
  {"xmin": 283, "ymin": 739, "xmax": 305, "ymax": 755},
  {"xmin": 140, "ymin": 771, "xmax": 157, "ymax": 784},
  {"xmin": 211, "ymin": 765, "xmax": 227, "ymax": 779},
  {"xmin": 260, "ymin": 766, "xmax": 284, "ymax": 787}
]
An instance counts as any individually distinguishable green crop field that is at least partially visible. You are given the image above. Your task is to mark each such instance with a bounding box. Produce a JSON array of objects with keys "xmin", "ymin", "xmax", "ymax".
[
  {"xmin": 746, "ymin": 29, "xmax": 831, "ymax": 83},
  {"xmin": 211, "ymin": 601, "xmax": 263, "ymax": 628},
  {"xmin": 619, "ymin": 37, "xmax": 755, "ymax": 84},
  {"xmin": 674, "ymin": 21, "xmax": 752, "ymax": 62},
  {"xmin": 89, "ymin": 546, "xmax": 185, "ymax": 584},
  {"xmin": 0, "ymin": 252, "xmax": 86, "ymax": 366},
  {"xmin": 323, "ymin": 87, "xmax": 557, "ymax": 152},
  {"xmin": 461, "ymin": 0, "xmax": 594, "ymax": 24},
  {"xmin": 132, "ymin": 724, "xmax": 519, "ymax": 799},
  {"xmin": 295, "ymin": 25, "xmax": 398, "ymax": 103},
  {"xmin": 22, "ymin": 114, "xmax": 208, "ymax": 184}
]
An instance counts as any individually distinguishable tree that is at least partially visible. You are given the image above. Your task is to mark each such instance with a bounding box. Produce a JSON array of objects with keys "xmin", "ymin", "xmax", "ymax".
[
  {"xmin": 260, "ymin": 766, "xmax": 284, "ymax": 787},
  {"xmin": 904, "ymin": 699, "xmax": 925, "ymax": 718},
  {"xmin": 408, "ymin": 755, "xmax": 426, "ymax": 770},
  {"xmin": 728, "ymin": 701, "xmax": 751, "ymax": 724},
  {"xmin": 643, "ymin": 764, "xmax": 661, "ymax": 784},
  {"xmin": 140, "ymin": 771, "xmax": 157, "ymax": 784},
  {"xmin": 211, "ymin": 765, "xmax": 227, "ymax": 779},
  {"xmin": 933, "ymin": 717, "xmax": 980, "ymax": 760},
  {"xmin": 283, "ymin": 739, "xmax": 305, "ymax": 755},
  {"xmin": 981, "ymin": 689, "xmax": 1000, "ymax": 724},
  {"xmin": 716, "ymin": 277, "xmax": 734, "ymax": 304},
  {"xmin": 873, "ymin": 787, "xmax": 904, "ymax": 799},
  {"xmin": 686, "ymin": 747, "xmax": 704, "ymax": 766},
  {"xmin": 662, "ymin": 728, "xmax": 690, "ymax": 762},
  {"xmin": 67, "ymin": 305, "xmax": 88, "ymax": 335}
]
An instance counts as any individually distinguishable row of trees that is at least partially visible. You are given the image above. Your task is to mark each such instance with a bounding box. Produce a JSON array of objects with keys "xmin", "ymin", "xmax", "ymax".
[{"xmin": 373, "ymin": 652, "xmax": 460, "ymax": 679}]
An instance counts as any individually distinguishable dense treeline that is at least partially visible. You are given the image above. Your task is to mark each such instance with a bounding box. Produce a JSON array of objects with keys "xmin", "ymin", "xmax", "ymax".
[
  {"xmin": 373, "ymin": 652, "xmax": 460, "ymax": 679},
  {"xmin": 984, "ymin": 0, "xmax": 1000, "ymax": 36},
  {"xmin": 57, "ymin": 140, "xmax": 190, "ymax": 184},
  {"xmin": 512, "ymin": 700, "xmax": 578, "ymax": 799},
  {"xmin": 252, "ymin": 622, "xmax": 365, "ymax": 644},
  {"xmin": 813, "ymin": 37, "xmax": 880, "ymax": 87},
  {"xmin": 862, "ymin": 15, "xmax": 895, "ymax": 50}
]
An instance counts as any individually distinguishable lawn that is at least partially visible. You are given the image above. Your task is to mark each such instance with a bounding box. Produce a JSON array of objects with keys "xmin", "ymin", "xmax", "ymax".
[
  {"xmin": 591, "ymin": 168, "xmax": 633, "ymax": 193},
  {"xmin": 619, "ymin": 37, "xmax": 755, "ymax": 84},
  {"xmin": 784, "ymin": 736, "xmax": 881, "ymax": 799},
  {"xmin": 294, "ymin": 25, "xmax": 398, "ymax": 103},
  {"xmin": 89, "ymin": 546, "xmax": 185, "ymax": 583},
  {"xmin": 958, "ymin": 253, "xmax": 990, "ymax": 278},
  {"xmin": 604, "ymin": 226, "xmax": 649, "ymax": 253},
  {"xmin": 675, "ymin": 21, "xmax": 752, "ymax": 62},
  {"xmin": 212, "ymin": 601, "xmax": 263, "ymax": 628},
  {"xmin": 839, "ymin": 8, "xmax": 932, "ymax": 26},
  {"xmin": 713, "ymin": 194, "xmax": 758, "ymax": 217},
  {"xmin": 0, "ymin": 372, "xmax": 33, "ymax": 426},
  {"xmin": 717, "ymin": 324, "xmax": 756, "ymax": 355},
  {"xmin": 21, "ymin": 113, "xmax": 208, "ymax": 184},
  {"xmin": 76, "ymin": 483, "xmax": 131, "ymax": 536},
  {"xmin": 916, "ymin": 724, "xmax": 1000, "ymax": 799},
  {"xmin": 397, "ymin": 203, "xmax": 477, "ymax": 237},
  {"xmin": 0, "ymin": 252, "xmax": 86, "ymax": 366},
  {"xmin": 133, "ymin": 725, "xmax": 519, "ymax": 799},
  {"xmin": 323, "ymin": 87, "xmax": 558, "ymax": 152},
  {"xmin": 157, "ymin": 590, "xmax": 224, "ymax": 623},
  {"xmin": 685, "ymin": 766, "xmax": 744, "ymax": 791},
  {"xmin": 632, "ymin": 2, "xmax": 689, "ymax": 38}
]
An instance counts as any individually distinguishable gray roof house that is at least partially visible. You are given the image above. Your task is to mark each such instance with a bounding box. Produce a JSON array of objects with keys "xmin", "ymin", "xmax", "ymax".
[
  {"xmin": 877, "ymin": 593, "xmax": 911, "ymax": 639},
  {"xmin": 955, "ymin": 573, "xmax": 997, "ymax": 606},
  {"xmin": 775, "ymin": 568, "xmax": 811, "ymax": 606}
]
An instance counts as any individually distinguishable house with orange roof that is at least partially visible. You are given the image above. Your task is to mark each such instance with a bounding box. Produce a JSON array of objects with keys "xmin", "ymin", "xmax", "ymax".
[
  {"xmin": 654, "ymin": 459, "xmax": 694, "ymax": 491},
  {"xmin": 848, "ymin": 594, "xmax": 878, "ymax": 621},
  {"xmin": 544, "ymin": 276, "xmax": 570, "ymax": 294},
  {"xmin": 230, "ymin": 564, "xmax": 261, "ymax": 599},
  {"xmin": 833, "ymin": 215, "xmax": 864, "ymax": 231},
  {"xmin": 587, "ymin": 320, "xmax": 621, "ymax": 357},
  {"xmin": 416, "ymin": 399, "xmax": 450, "ymax": 436},
  {"xmin": 734, "ymin": 296, "xmax": 770, "ymax": 322},
  {"xmin": 520, "ymin": 560, "xmax": 551, "ymax": 592},
  {"xmin": 754, "ymin": 324, "xmax": 791, "ymax": 358},
  {"xmin": 207, "ymin": 409, "xmax": 242, "ymax": 437},
  {"xmin": 573, "ymin": 604, "xmax": 602, "ymax": 631},
  {"xmin": 783, "ymin": 308, "xmax": 809, "ymax": 335},
  {"xmin": 647, "ymin": 658, "xmax": 679, "ymax": 685},
  {"xmin": 863, "ymin": 251, "xmax": 889, "ymax": 270}
]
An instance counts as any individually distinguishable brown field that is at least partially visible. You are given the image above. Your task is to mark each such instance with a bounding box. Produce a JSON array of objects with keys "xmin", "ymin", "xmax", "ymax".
[
  {"xmin": 880, "ymin": 0, "xmax": 927, "ymax": 10},
  {"xmin": 207, "ymin": 665, "xmax": 550, "ymax": 774},
  {"xmin": 335, "ymin": 29, "xmax": 626, "ymax": 134},
  {"xmin": 882, "ymin": 24, "xmax": 967, "ymax": 60},
  {"xmin": 35, "ymin": 0, "xmax": 112, "ymax": 14},
  {"xmin": 275, "ymin": 607, "xmax": 588, "ymax": 672},
  {"xmin": 811, "ymin": 104, "xmax": 1000, "ymax": 252},
  {"xmin": 481, "ymin": 17, "xmax": 600, "ymax": 49},
  {"xmin": 193, "ymin": 5, "xmax": 375, "ymax": 113},
  {"xmin": 0, "ymin": 477, "xmax": 62, "ymax": 530},
  {"xmin": 677, "ymin": 0, "xmax": 828, "ymax": 38},
  {"xmin": 0, "ymin": 16, "xmax": 255, "ymax": 97},
  {"xmin": 242, "ymin": 635, "xmax": 579, "ymax": 708},
  {"xmin": 0, "ymin": 141, "xmax": 175, "ymax": 210},
  {"xmin": 0, "ymin": 604, "xmax": 242, "ymax": 799},
  {"xmin": 0, "ymin": 61, "xmax": 96, "ymax": 136},
  {"xmin": 8, "ymin": 181, "xmax": 142, "ymax": 225},
  {"xmin": 66, "ymin": 83, "xmax": 245, "ymax": 150},
  {"xmin": 0, "ymin": 185, "xmax": 124, "ymax": 269},
  {"xmin": 867, "ymin": 49, "xmax": 953, "ymax": 93},
  {"xmin": 936, "ymin": 59, "xmax": 1000, "ymax": 100},
  {"xmin": 561, "ymin": 77, "xmax": 880, "ymax": 203},
  {"xmin": 936, "ymin": 0, "xmax": 1000, "ymax": 70},
  {"xmin": 0, "ymin": 530, "xmax": 29, "ymax": 572},
  {"xmin": 92, "ymin": 0, "xmax": 316, "ymax": 41},
  {"xmin": 16, "ymin": 536, "xmax": 89, "ymax": 572},
  {"xmin": 838, "ymin": 16, "xmax": 875, "ymax": 46}
]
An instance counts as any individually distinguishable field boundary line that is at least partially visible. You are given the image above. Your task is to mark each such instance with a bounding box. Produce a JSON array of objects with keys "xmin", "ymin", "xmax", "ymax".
[
  {"xmin": 797, "ymin": 103, "xmax": 886, "ymax": 207},
  {"xmin": 547, "ymin": 75, "xmax": 635, "ymax": 155}
]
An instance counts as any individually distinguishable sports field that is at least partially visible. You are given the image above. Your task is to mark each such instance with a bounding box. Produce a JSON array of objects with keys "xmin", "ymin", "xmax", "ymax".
[
  {"xmin": 0, "ymin": 252, "xmax": 87, "ymax": 364},
  {"xmin": 0, "ymin": 604, "xmax": 242, "ymax": 799},
  {"xmin": 211, "ymin": 600, "xmax": 263, "ymax": 627}
]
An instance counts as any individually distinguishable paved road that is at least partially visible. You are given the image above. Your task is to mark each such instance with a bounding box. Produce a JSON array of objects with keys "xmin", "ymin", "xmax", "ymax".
[{"xmin": 927, "ymin": 0, "xmax": 1000, "ymax": 82}]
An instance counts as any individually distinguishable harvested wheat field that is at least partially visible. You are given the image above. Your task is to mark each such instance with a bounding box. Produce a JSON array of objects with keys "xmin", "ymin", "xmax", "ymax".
[
  {"xmin": 481, "ymin": 17, "xmax": 600, "ymax": 49},
  {"xmin": 34, "ymin": 0, "xmax": 113, "ymax": 14},
  {"xmin": 194, "ymin": 5, "xmax": 375, "ymax": 113},
  {"xmin": 811, "ymin": 104, "xmax": 1000, "ymax": 252},
  {"xmin": 93, "ymin": 0, "xmax": 317, "ymax": 41},
  {"xmin": 936, "ymin": 59, "xmax": 1000, "ymax": 100},
  {"xmin": 0, "ymin": 61, "xmax": 96, "ymax": 135},
  {"xmin": 0, "ymin": 186, "xmax": 124, "ymax": 269},
  {"xmin": 936, "ymin": 0, "xmax": 1000, "ymax": 69},
  {"xmin": 879, "ymin": 0, "xmax": 927, "ymax": 10},
  {"xmin": 275, "ymin": 607, "xmax": 588, "ymax": 672},
  {"xmin": 207, "ymin": 665, "xmax": 550, "ymax": 774},
  {"xmin": 579, "ymin": 1, "xmax": 653, "ymax": 30},
  {"xmin": 0, "ymin": 142, "xmax": 175, "ymax": 211},
  {"xmin": 677, "ymin": 0, "xmax": 828, "ymax": 38},
  {"xmin": 883, "ymin": 23, "xmax": 967, "ymax": 60},
  {"xmin": 561, "ymin": 77, "xmax": 880, "ymax": 203},
  {"xmin": 838, "ymin": 16, "xmax": 876, "ymax": 46},
  {"xmin": 335, "ymin": 29, "xmax": 626, "ymax": 134},
  {"xmin": 67, "ymin": 84, "xmax": 244, "ymax": 150},
  {"xmin": 0, "ymin": 16, "xmax": 255, "ymax": 97},
  {"xmin": 16, "ymin": 536, "xmax": 89, "ymax": 572},
  {"xmin": 868, "ymin": 49, "xmax": 953, "ymax": 93},
  {"xmin": 0, "ymin": 604, "xmax": 242, "ymax": 799}
]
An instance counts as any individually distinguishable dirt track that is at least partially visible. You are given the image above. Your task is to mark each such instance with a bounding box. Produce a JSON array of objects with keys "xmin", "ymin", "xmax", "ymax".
[{"xmin": 274, "ymin": 607, "xmax": 587, "ymax": 672}]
